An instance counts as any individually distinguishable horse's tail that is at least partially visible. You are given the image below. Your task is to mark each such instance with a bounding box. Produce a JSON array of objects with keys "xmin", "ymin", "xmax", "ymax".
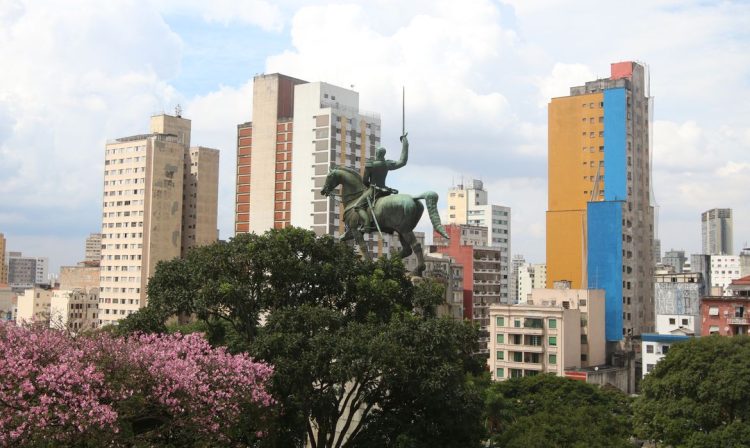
[{"xmin": 414, "ymin": 191, "xmax": 449, "ymax": 239}]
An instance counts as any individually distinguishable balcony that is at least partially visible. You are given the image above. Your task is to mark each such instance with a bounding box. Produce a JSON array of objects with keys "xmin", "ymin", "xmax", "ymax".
[{"xmin": 728, "ymin": 317, "xmax": 749, "ymax": 325}]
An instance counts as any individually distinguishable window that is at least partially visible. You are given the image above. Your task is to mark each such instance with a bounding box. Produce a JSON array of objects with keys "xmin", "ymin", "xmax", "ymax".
[
  {"xmin": 646, "ymin": 363, "xmax": 655, "ymax": 372},
  {"xmin": 496, "ymin": 368, "xmax": 504, "ymax": 378},
  {"xmin": 646, "ymin": 344, "xmax": 654, "ymax": 353},
  {"xmin": 682, "ymin": 318, "xmax": 689, "ymax": 326},
  {"xmin": 548, "ymin": 319, "xmax": 557, "ymax": 329},
  {"xmin": 736, "ymin": 306, "xmax": 745, "ymax": 318},
  {"xmin": 548, "ymin": 354, "xmax": 557, "ymax": 365},
  {"xmin": 510, "ymin": 369, "xmax": 523, "ymax": 378},
  {"xmin": 669, "ymin": 318, "xmax": 676, "ymax": 325},
  {"xmin": 496, "ymin": 334, "xmax": 504, "ymax": 344},
  {"xmin": 513, "ymin": 352, "xmax": 522, "ymax": 362},
  {"xmin": 496, "ymin": 316, "xmax": 504, "ymax": 327},
  {"xmin": 496, "ymin": 351, "xmax": 504, "ymax": 361},
  {"xmin": 514, "ymin": 319, "xmax": 521, "ymax": 328},
  {"xmin": 708, "ymin": 307, "xmax": 719, "ymax": 316},
  {"xmin": 709, "ymin": 325, "xmax": 720, "ymax": 335},
  {"xmin": 548, "ymin": 336, "xmax": 557, "ymax": 346}
]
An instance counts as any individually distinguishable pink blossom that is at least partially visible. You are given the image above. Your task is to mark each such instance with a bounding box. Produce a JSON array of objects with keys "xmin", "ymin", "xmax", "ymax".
[{"xmin": 0, "ymin": 322, "xmax": 275, "ymax": 444}]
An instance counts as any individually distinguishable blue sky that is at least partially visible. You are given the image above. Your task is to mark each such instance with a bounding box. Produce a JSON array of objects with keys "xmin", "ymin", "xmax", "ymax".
[{"xmin": 1, "ymin": 0, "xmax": 748, "ymax": 276}]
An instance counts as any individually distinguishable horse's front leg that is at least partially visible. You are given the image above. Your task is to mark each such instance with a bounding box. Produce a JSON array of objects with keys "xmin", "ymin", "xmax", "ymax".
[{"xmin": 353, "ymin": 230, "xmax": 372, "ymax": 260}]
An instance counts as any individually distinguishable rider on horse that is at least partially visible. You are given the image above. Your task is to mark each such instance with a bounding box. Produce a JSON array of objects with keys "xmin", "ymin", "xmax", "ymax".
[{"xmin": 349, "ymin": 133, "xmax": 409, "ymax": 233}]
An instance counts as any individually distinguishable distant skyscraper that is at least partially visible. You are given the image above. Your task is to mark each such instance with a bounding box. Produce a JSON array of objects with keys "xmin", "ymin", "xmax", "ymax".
[
  {"xmin": 517, "ymin": 263, "xmax": 547, "ymax": 303},
  {"xmin": 99, "ymin": 113, "xmax": 219, "ymax": 325},
  {"xmin": 446, "ymin": 179, "xmax": 511, "ymax": 302},
  {"xmin": 702, "ymin": 208, "xmax": 733, "ymax": 255},
  {"xmin": 235, "ymin": 74, "xmax": 391, "ymax": 255},
  {"xmin": 85, "ymin": 233, "xmax": 102, "ymax": 264},
  {"xmin": 0, "ymin": 233, "xmax": 6, "ymax": 284},
  {"xmin": 546, "ymin": 61, "xmax": 655, "ymax": 342}
]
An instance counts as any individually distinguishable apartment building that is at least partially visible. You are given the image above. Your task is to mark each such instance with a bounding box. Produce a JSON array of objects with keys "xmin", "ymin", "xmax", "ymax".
[
  {"xmin": 99, "ymin": 113, "xmax": 219, "ymax": 325},
  {"xmin": 547, "ymin": 61, "xmax": 655, "ymax": 343}
]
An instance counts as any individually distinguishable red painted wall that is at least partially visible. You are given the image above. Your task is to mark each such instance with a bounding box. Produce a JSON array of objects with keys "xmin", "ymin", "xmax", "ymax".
[
  {"xmin": 610, "ymin": 61, "xmax": 633, "ymax": 80},
  {"xmin": 434, "ymin": 225, "xmax": 475, "ymax": 320}
]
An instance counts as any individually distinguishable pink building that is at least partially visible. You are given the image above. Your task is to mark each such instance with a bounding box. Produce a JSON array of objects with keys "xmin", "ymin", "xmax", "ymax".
[{"xmin": 700, "ymin": 275, "xmax": 750, "ymax": 336}]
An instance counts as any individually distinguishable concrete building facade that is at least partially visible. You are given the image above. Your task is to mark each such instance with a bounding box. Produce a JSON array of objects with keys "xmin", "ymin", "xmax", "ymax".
[
  {"xmin": 702, "ymin": 208, "xmax": 733, "ymax": 255},
  {"xmin": 59, "ymin": 264, "xmax": 100, "ymax": 291},
  {"xmin": 700, "ymin": 276, "xmax": 750, "ymax": 336},
  {"xmin": 510, "ymin": 254, "xmax": 525, "ymax": 304},
  {"xmin": 654, "ymin": 272, "xmax": 702, "ymax": 335},
  {"xmin": 710, "ymin": 255, "xmax": 742, "ymax": 296},
  {"xmin": 100, "ymin": 113, "xmax": 219, "ymax": 325},
  {"xmin": 50, "ymin": 288, "xmax": 100, "ymax": 333},
  {"xmin": 0, "ymin": 233, "xmax": 6, "ymax": 284},
  {"xmin": 517, "ymin": 263, "xmax": 547, "ymax": 304},
  {"xmin": 546, "ymin": 61, "xmax": 655, "ymax": 343},
  {"xmin": 641, "ymin": 333, "xmax": 690, "ymax": 377},
  {"xmin": 662, "ymin": 249, "xmax": 686, "ymax": 273},
  {"xmin": 85, "ymin": 233, "xmax": 102, "ymax": 264},
  {"xmin": 236, "ymin": 74, "xmax": 391, "ymax": 255},
  {"xmin": 446, "ymin": 180, "xmax": 511, "ymax": 302}
]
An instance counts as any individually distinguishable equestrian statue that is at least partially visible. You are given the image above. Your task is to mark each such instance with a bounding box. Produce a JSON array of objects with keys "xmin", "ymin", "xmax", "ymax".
[{"xmin": 320, "ymin": 129, "xmax": 449, "ymax": 277}]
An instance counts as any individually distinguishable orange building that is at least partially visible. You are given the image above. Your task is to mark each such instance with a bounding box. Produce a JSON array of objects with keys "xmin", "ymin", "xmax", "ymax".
[{"xmin": 546, "ymin": 61, "xmax": 655, "ymax": 342}]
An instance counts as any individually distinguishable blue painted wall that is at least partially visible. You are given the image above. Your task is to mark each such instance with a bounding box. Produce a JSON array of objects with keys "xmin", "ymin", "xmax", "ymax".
[
  {"xmin": 603, "ymin": 88, "xmax": 627, "ymax": 201},
  {"xmin": 587, "ymin": 201, "xmax": 623, "ymax": 341}
]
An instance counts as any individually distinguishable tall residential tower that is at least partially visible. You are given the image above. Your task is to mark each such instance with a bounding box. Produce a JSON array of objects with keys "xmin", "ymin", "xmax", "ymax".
[
  {"xmin": 546, "ymin": 61, "xmax": 655, "ymax": 343},
  {"xmin": 99, "ymin": 113, "xmax": 219, "ymax": 325}
]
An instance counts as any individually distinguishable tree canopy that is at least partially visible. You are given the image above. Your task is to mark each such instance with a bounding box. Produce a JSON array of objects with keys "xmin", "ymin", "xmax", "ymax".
[
  {"xmin": 485, "ymin": 374, "xmax": 633, "ymax": 448},
  {"xmin": 119, "ymin": 227, "xmax": 485, "ymax": 447},
  {"xmin": 634, "ymin": 335, "xmax": 750, "ymax": 448}
]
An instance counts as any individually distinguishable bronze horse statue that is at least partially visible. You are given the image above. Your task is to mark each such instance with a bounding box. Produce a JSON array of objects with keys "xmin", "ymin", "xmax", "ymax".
[{"xmin": 320, "ymin": 166, "xmax": 449, "ymax": 276}]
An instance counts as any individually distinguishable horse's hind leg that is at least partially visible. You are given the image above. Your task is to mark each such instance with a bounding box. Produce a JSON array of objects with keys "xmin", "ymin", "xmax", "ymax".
[{"xmin": 401, "ymin": 231, "xmax": 425, "ymax": 276}]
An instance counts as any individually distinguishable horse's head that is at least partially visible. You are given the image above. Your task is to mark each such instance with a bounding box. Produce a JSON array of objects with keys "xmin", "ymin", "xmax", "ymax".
[{"xmin": 320, "ymin": 168, "xmax": 339, "ymax": 197}]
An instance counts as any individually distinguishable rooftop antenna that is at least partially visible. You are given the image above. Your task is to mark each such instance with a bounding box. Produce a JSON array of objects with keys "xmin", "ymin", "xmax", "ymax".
[{"xmin": 175, "ymin": 104, "xmax": 182, "ymax": 118}]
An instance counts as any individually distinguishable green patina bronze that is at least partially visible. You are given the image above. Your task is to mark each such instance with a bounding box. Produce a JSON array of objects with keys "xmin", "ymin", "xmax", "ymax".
[{"xmin": 321, "ymin": 134, "xmax": 449, "ymax": 276}]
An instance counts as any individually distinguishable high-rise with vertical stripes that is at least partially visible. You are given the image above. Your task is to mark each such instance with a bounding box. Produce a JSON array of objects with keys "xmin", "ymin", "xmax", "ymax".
[
  {"xmin": 546, "ymin": 61, "xmax": 655, "ymax": 344},
  {"xmin": 235, "ymin": 74, "xmax": 392, "ymax": 255}
]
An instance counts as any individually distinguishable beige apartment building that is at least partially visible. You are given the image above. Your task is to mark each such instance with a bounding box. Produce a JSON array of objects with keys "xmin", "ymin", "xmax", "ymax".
[
  {"xmin": 16, "ymin": 287, "xmax": 53, "ymax": 324},
  {"xmin": 59, "ymin": 264, "xmax": 100, "ymax": 291},
  {"xmin": 99, "ymin": 113, "xmax": 219, "ymax": 325},
  {"xmin": 488, "ymin": 284, "xmax": 606, "ymax": 380},
  {"xmin": 489, "ymin": 303, "xmax": 580, "ymax": 380},
  {"xmin": 526, "ymin": 285, "xmax": 606, "ymax": 367}
]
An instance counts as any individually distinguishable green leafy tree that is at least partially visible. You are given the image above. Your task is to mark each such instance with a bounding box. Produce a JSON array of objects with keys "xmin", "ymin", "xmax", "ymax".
[
  {"xmin": 120, "ymin": 227, "xmax": 485, "ymax": 447},
  {"xmin": 486, "ymin": 374, "xmax": 632, "ymax": 448},
  {"xmin": 634, "ymin": 336, "xmax": 750, "ymax": 447}
]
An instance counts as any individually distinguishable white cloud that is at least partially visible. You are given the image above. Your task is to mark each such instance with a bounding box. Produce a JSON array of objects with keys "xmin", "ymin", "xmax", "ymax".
[{"xmin": 157, "ymin": 0, "xmax": 284, "ymax": 31}]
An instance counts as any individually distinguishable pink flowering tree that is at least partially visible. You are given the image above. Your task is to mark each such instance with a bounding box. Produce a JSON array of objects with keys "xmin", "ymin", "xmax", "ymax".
[{"xmin": 0, "ymin": 322, "xmax": 274, "ymax": 446}]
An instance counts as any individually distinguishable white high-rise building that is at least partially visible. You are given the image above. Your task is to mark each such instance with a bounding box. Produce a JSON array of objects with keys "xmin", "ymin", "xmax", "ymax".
[
  {"xmin": 100, "ymin": 113, "xmax": 219, "ymax": 325},
  {"xmin": 447, "ymin": 179, "xmax": 511, "ymax": 302},
  {"xmin": 710, "ymin": 255, "xmax": 742, "ymax": 296}
]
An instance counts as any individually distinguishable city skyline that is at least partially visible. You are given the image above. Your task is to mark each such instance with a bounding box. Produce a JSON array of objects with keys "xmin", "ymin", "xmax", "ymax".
[{"xmin": 1, "ymin": 0, "xmax": 749, "ymax": 274}]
